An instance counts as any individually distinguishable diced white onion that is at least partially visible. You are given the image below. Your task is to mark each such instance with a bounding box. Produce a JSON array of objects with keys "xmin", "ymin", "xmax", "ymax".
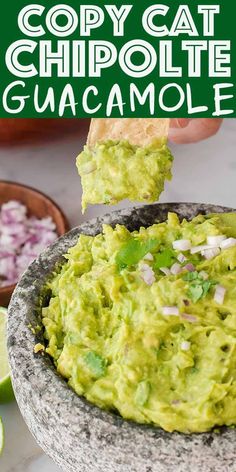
[
  {"xmin": 202, "ymin": 247, "xmax": 220, "ymax": 260},
  {"xmin": 162, "ymin": 306, "xmax": 179, "ymax": 316},
  {"xmin": 214, "ymin": 285, "xmax": 226, "ymax": 305},
  {"xmin": 181, "ymin": 313, "xmax": 197, "ymax": 323},
  {"xmin": 207, "ymin": 235, "xmax": 226, "ymax": 246},
  {"xmin": 170, "ymin": 263, "xmax": 182, "ymax": 275},
  {"xmin": 181, "ymin": 341, "xmax": 191, "ymax": 351},
  {"xmin": 143, "ymin": 252, "xmax": 154, "ymax": 261},
  {"xmin": 140, "ymin": 264, "xmax": 156, "ymax": 286},
  {"xmin": 191, "ymin": 244, "xmax": 217, "ymax": 254},
  {"xmin": 199, "ymin": 270, "xmax": 209, "ymax": 280},
  {"xmin": 220, "ymin": 238, "xmax": 236, "ymax": 250},
  {"xmin": 160, "ymin": 267, "xmax": 171, "ymax": 276},
  {"xmin": 177, "ymin": 253, "xmax": 187, "ymax": 263},
  {"xmin": 140, "ymin": 263, "xmax": 150, "ymax": 272},
  {"xmin": 172, "ymin": 239, "xmax": 191, "ymax": 251}
]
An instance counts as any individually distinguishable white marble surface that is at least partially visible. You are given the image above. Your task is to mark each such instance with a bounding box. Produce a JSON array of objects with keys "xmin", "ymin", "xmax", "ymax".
[{"xmin": 0, "ymin": 119, "xmax": 235, "ymax": 471}]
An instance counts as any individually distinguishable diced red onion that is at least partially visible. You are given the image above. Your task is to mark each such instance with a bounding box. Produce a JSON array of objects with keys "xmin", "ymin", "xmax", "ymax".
[
  {"xmin": 27, "ymin": 216, "xmax": 56, "ymax": 232},
  {"xmin": 0, "ymin": 231, "xmax": 17, "ymax": 244},
  {"xmin": 0, "ymin": 255, "xmax": 17, "ymax": 281},
  {"xmin": 181, "ymin": 313, "xmax": 197, "ymax": 323},
  {"xmin": 143, "ymin": 252, "xmax": 154, "ymax": 261},
  {"xmin": 181, "ymin": 341, "xmax": 191, "ymax": 351},
  {"xmin": 172, "ymin": 399, "xmax": 182, "ymax": 406},
  {"xmin": 202, "ymin": 247, "xmax": 220, "ymax": 260},
  {"xmin": 172, "ymin": 239, "xmax": 191, "ymax": 251},
  {"xmin": 177, "ymin": 253, "xmax": 187, "ymax": 263},
  {"xmin": 0, "ymin": 222, "xmax": 26, "ymax": 236},
  {"xmin": 0, "ymin": 249, "xmax": 15, "ymax": 258},
  {"xmin": 162, "ymin": 306, "xmax": 179, "ymax": 316},
  {"xmin": 207, "ymin": 235, "xmax": 226, "ymax": 246},
  {"xmin": 183, "ymin": 299, "xmax": 190, "ymax": 306},
  {"xmin": 220, "ymin": 238, "xmax": 236, "ymax": 250},
  {"xmin": 214, "ymin": 285, "xmax": 226, "ymax": 305},
  {"xmin": 183, "ymin": 263, "xmax": 195, "ymax": 272},
  {"xmin": 170, "ymin": 263, "xmax": 182, "ymax": 275},
  {"xmin": 1, "ymin": 200, "xmax": 27, "ymax": 224},
  {"xmin": 160, "ymin": 267, "xmax": 171, "ymax": 276},
  {"xmin": 0, "ymin": 200, "xmax": 58, "ymax": 288}
]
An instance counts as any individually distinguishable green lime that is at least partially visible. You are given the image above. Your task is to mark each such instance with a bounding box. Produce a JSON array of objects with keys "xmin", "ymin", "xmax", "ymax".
[
  {"xmin": 0, "ymin": 417, "xmax": 4, "ymax": 455},
  {"xmin": 0, "ymin": 307, "xmax": 14, "ymax": 403}
]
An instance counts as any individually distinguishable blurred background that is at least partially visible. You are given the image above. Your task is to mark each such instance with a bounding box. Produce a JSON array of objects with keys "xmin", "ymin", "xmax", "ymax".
[{"xmin": 0, "ymin": 118, "xmax": 235, "ymax": 471}]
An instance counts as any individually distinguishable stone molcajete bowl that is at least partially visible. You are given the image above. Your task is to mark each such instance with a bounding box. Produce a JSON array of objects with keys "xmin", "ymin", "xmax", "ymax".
[{"xmin": 8, "ymin": 203, "xmax": 236, "ymax": 472}]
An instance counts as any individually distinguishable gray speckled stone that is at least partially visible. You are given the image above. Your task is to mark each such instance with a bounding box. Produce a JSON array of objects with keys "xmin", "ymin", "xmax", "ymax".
[{"xmin": 7, "ymin": 203, "xmax": 236, "ymax": 472}]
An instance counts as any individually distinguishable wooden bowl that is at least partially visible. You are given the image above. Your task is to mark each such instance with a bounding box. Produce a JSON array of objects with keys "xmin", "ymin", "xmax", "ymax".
[{"xmin": 0, "ymin": 181, "xmax": 70, "ymax": 307}]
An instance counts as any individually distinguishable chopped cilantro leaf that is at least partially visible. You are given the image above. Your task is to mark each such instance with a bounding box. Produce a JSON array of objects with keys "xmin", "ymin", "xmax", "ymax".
[
  {"xmin": 154, "ymin": 248, "xmax": 176, "ymax": 270},
  {"xmin": 184, "ymin": 271, "xmax": 217, "ymax": 303},
  {"xmin": 116, "ymin": 238, "xmax": 159, "ymax": 270},
  {"xmin": 202, "ymin": 280, "xmax": 213, "ymax": 297},
  {"xmin": 183, "ymin": 271, "xmax": 199, "ymax": 282},
  {"xmin": 145, "ymin": 239, "xmax": 159, "ymax": 252},
  {"xmin": 187, "ymin": 285, "xmax": 204, "ymax": 303},
  {"xmin": 85, "ymin": 351, "xmax": 106, "ymax": 378}
]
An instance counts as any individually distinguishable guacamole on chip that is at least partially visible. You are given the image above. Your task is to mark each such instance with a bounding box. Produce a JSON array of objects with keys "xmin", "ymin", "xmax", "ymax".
[
  {"xmin": 77, "ymin": 140, "xmax": 173, "ymax": 212},
  {"xmin": 42, "ymin": 212, "xmax": 236, "ymax": 433}
]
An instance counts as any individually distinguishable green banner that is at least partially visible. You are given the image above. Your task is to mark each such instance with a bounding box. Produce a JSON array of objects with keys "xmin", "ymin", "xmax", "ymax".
[{"xmin": 0, "ymin": 0, "xmax": 235, "ymax": 117}]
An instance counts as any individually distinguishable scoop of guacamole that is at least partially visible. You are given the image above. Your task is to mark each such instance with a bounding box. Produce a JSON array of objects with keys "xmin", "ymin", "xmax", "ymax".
[
  {"xmin": 76, "ymin": 140, "xmax": 173, "ymax": 212},
  {"xmin": 42, "ymin": 212, "xmax": 236, "ymax": 433}
]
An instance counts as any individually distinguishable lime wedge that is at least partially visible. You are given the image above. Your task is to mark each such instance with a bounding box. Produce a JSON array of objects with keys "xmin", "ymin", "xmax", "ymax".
[
  {"xmin": 0, "ymin": 307, "xmax": 14, "ymax": 403},
  {"xmin": 0, "ymin": 417, "xmax": 4, "ymax": 455}
]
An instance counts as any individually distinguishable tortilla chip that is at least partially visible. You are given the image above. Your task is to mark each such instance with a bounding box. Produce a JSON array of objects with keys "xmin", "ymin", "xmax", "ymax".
[{"xmin": 87, "ymin": 118, "xmax": 169, "ymax": 147}]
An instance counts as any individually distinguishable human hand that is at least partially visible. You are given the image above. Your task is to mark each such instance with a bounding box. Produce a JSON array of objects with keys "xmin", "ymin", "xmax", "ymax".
[{"xmin": 169, "ymin": 119, "xmax": 223, "ymax": 144}]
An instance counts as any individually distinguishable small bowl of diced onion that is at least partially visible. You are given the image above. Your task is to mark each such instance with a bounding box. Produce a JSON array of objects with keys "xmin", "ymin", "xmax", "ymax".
[{"xmin": 0, "ymin": 181, "xmax": 70, "ymax": 306}]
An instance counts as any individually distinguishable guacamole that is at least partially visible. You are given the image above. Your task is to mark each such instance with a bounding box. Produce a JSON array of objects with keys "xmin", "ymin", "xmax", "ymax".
[
  {"xmin": 76, "ymin": 140, "xmax": 173, "ymax": 212},
  {"xmin": 42, "ymin": 212, "xmax": 236, "ymax": 433}
]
